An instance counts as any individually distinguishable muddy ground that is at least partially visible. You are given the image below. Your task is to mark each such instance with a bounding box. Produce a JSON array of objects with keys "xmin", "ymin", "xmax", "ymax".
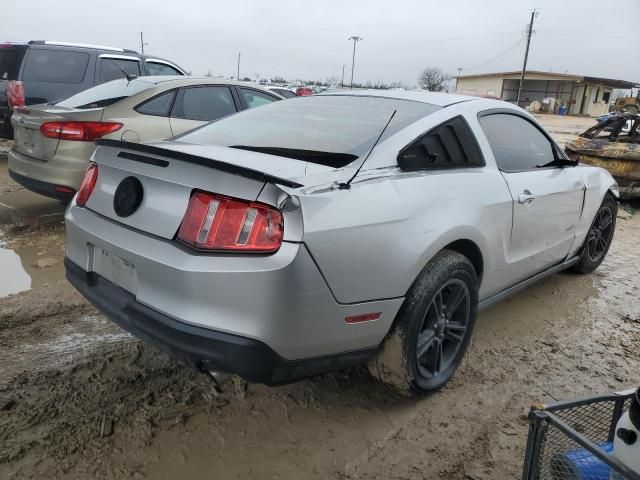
[{"xmin": 1, "ymin": 116, "xmax": 639, "ymax": 479}]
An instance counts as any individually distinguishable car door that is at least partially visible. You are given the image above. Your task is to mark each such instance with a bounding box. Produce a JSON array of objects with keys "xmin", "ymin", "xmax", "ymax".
[
  {"xmin": 169, "ymin": 85, "xmax": 238, "ymax": 136},
  {"xmin": 478, "ymin": 112, "xmax": 585, "ymax": 282}
]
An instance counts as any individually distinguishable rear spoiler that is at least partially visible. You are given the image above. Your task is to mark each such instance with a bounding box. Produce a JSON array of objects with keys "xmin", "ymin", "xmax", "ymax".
[{"xmin": 95, "ymin": 139, "xmax": 304, "ymax": 189}]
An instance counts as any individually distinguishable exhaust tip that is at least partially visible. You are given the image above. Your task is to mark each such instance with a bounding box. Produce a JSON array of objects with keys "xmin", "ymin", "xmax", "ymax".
[{"xmin": 203, "ymin": 369, "xmax": 231, "ymax": 394}]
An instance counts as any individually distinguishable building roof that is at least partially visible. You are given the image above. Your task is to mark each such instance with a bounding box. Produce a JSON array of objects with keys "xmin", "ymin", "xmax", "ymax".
[{"xmin": 455, "ymin": 71, "xmax": 639, "ymax": 89}]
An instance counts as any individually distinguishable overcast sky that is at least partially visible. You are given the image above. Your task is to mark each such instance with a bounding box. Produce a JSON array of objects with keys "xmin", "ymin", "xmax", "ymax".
[{"xmin": 5, "ymin": 0, "xmax": 640, "ymax": 86}]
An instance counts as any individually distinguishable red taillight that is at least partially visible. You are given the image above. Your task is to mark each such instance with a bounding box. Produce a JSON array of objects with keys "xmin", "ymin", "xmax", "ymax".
[
  {"xmin": 40, "ymin": 121, "xmax": 122, "ymax": 142},
  {"xmin": 76, "ymin": 163, "xmax": 98, "ymax": 206},
  {"xmin": 178, "ymin": 192, "xmax": 284, "ymax": 253},
  {"xmin": 6, "ymin": 80, "xmax": 25, "ymax": 108}
]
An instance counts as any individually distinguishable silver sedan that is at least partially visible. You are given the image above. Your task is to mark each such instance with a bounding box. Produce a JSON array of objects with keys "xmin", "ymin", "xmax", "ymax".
[{"xmin": 64, "ymin": 90, "xmax": 618, "ymax": 394}]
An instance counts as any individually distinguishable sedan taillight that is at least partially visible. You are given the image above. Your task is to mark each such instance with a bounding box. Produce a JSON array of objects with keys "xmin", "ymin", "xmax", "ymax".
[
  {"xmin": 76, "ymin": 163, "xmax": 98, "ymax": 206},
  {"xmin": 40, "ymin": 121, "xmax": 123, "ymax": 142},
  {"xmin": 178, "ymin": 192, "xmax": 284, "ymax": 253}
]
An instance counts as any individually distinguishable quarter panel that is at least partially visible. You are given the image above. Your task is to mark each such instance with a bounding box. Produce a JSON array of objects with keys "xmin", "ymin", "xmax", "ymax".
[
  {"xmin": 567, "ymin": 165, "xmax": 618, "ymax": 257},
  {"xmin": 300, "ymin": 168, "xmax": 513, "ymax": 303}
]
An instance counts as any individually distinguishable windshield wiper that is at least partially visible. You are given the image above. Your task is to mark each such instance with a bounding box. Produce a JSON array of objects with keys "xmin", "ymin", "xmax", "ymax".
[
  {"xmin": 229, "ymin": 146, "xmax": 357, "ymax": 168},
  {"xmin": 536, "ymin": 158, "xmax": 577, "ymax": 168}
]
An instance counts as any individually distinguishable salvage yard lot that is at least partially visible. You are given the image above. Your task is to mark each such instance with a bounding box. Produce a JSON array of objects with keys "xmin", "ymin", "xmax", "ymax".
[{"xmin": 1, "ymin": 114, "xmax": 639, "ymax": 480}]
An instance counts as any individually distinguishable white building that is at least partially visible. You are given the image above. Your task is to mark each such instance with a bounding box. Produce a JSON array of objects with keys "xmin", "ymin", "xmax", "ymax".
[{"xmin": 455, "ymin": 71, "xmax": 638, "ymax": 116}]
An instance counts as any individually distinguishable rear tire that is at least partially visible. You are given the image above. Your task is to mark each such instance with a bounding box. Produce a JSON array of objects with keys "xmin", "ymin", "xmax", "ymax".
[
  {"xmin": 369, "ymin": 250, "xmax": 479, "ymax": 395},
  {"xmin": 572, "ymin": 194, "xmax": 617, "ymax": 274}
]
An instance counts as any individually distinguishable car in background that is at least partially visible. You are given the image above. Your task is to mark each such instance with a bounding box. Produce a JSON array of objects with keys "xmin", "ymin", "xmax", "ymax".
[
  {"xmin": 0, "ymin": 40, "xmax": 186, "ymax": 138},
  {"xmin": 295, "ymin": 86, "xmax": 314, "ymax": 96},
  {"xmin": 265, "ymin": 86, "xmax": 298, "ymax": 98},
  {"xmin": 63, "ymin": 90, "xmax": 618, "ymax": 395},
  {"xmin": 8, "ymin": 77, "xmax": 282, "ymax": 202}
]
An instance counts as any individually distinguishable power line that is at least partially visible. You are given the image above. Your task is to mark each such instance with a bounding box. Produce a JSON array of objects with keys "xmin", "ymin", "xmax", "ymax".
[{"xmin": 461, "ymin": 36, "xmax": 525, "ymax": 73}]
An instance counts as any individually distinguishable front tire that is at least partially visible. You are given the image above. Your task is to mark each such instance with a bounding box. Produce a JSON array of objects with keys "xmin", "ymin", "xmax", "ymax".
[
  {"xmin": 573, "ymin": 194, "xmax": 617, "ymax": 274},
  {"xmin": 369, "ymin": 250, "xmax": 479, "ymax": 395}
]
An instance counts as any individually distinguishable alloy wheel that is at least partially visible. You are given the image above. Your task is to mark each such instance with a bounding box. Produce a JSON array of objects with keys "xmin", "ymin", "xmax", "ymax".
[
  {"xmin": 415, "ymin": 279, "xmax": 471, "ymax": 380},
  {"xmin": 586, "ymin": 206, "xmax": 614, "ymax": 263}
]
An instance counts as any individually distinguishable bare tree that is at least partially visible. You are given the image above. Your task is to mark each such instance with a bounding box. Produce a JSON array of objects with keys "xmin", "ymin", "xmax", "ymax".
[{"xmin": 418, "ymin": 67, "xmax": 450, "ymax": 92}]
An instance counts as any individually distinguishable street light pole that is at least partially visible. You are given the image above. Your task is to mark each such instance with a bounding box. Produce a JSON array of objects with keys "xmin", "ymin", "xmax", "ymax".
[
  {"xmin": 348, "ymin": 36, "xmax": 363, "ymax": 89},
  {"xmin": 237, "ymin": 52, "xmax": 241, "ymax": 80}
]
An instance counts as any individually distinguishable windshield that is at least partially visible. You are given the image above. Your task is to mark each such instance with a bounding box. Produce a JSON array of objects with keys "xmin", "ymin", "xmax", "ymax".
[
  {"xmin": 177, "ymin": 95, "xmax": 439, "ymax": 165},
  {"xmin": 55, "ymin": 78, "xmax": 154, "ymax": 109}
]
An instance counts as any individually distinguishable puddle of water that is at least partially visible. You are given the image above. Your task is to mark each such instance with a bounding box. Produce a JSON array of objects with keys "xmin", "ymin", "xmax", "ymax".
[
  {"xmin": 0, "ymin": 227, "xmax": 66, "ymax": 298},
  {"xmin": 0, "ymin": 247, "xmax": 32, "ymax": 297}
]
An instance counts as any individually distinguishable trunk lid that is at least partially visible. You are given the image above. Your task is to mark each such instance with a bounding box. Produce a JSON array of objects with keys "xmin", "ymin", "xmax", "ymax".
[
  {"xmin": 11, "ymin": 104, "xmax": 103, "ymax": 160},
  {"xmin": 85, "ymin": 140, "xmax": 318, "ymax": 239}
]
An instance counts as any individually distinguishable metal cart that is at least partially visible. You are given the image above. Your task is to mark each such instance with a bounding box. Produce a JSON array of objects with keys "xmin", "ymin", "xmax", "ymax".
[{"xmin": 522, "ymin": 389, "xmax": 640, "ymax": 480}]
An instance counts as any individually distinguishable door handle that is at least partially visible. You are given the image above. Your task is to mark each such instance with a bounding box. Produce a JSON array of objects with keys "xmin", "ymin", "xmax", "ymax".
[{"xmin": 518, "ymin": 190, "xmax": 535, "ymax": 204}]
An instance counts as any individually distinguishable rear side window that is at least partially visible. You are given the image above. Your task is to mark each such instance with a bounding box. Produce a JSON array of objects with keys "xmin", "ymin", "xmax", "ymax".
[
  {"xmin": 22, "ymin": 49, "xmax": 89, "ymax": 84},
  {"xmin": 136, "ymin": 90, "xmax": 176, "ymax": 116},
  {"xmin": 99, "ymin": 58, "xmax": 142, "ymax": 82},
  {"xmin": 146, "ymin": 62, "xmax": 182, "ymax": 76},
  {"xmin": 0, "ymin": 46, "xmax": 27, "ymax": 80},
  {"xmin": 239, "ymin": 88, "xmax": 279, "ymax": 108},
  {"xmin": 173, "ymin": 86, "xmax": 236, "ymax": 121},
  {"xmin": 398, "ymin": 116, "xmax": 484, "ymax": 170},
  {"xmin": 479, "ymin": 113, "xmax": 554, "ymax": 171}
]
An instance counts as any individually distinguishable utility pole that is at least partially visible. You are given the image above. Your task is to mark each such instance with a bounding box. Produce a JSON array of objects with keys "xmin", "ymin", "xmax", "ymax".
[
  {"xmin": 139, "ymin": 32, "xmax": 147, "ymax": 54},
  {"xmin": 348, "ymin": 36, "xmax": 363, "ymax": 89},
  {"xmin": 341, "ymin": 64, "xmax": 346, "ymax": 89},
  {"xmin": 516, "ymin": 10, "xmax": 538, "ymax": 106},
  {"xmin": 237, "ymin": 52, "xmax": 241, "ymax": 80}
]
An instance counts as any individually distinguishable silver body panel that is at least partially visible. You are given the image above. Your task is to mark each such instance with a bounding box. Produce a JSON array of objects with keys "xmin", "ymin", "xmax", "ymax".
[{"xmin": 65, "ymin": 92, "xmax": 618, "ymax": 361}]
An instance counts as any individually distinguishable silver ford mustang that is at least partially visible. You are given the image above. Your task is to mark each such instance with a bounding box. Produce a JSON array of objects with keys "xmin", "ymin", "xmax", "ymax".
[{"xmin": 64, "ymin": 90, "xmax": 618, "ymax": 394}]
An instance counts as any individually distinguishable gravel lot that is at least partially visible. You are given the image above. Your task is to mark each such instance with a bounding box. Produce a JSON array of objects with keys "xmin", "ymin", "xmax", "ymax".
[{"xmin": 1, "ymin": 114, "xmax": 638, "ymax": 479}]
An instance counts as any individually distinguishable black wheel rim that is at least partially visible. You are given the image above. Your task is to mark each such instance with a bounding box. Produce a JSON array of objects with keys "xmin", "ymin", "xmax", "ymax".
[
  {"xmin": 416, "ymin": 279, "xmax": 470, "ymax": 380},
  {"xmin": 586, "ymin": 206, "xmax": 613, "ymax": 263}
]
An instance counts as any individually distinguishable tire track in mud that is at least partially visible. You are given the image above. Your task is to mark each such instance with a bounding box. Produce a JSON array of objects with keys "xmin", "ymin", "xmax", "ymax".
[{"xmin": 1, "ymin": 213, "xmax": 639, "ymax": 480}]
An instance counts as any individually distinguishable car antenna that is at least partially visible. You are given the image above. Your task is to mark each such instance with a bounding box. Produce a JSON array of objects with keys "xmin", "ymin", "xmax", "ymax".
[
  {"xmin": 109, "ymin": 59, "xmax": 138, "ymax": 83},
  {"xmin": 338, "ymin": 109, "xmax": 397, "ymax": 190}
]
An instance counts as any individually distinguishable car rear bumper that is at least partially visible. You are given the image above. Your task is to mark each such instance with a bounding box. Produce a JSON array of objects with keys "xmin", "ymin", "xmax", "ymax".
[
  {"xmin": 65, "ymin": 258, "xmax": 377, "ymax": 385},
  {"xmin": 64, "ymin": 205, "xmax": 402, "ymax": 361},
  {"xmin": 9, "ymin": 169, "xmax": 75, "ymax": 203},
  {"xmin": 8, "ymin": 148, "xmax": 86, "ymax": 194}
]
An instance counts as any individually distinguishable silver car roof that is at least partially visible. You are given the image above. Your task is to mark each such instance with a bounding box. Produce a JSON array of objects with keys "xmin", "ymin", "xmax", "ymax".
[{"xmin": 320, "ymin": 89, "xmax": 473, "ymax": 107}]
